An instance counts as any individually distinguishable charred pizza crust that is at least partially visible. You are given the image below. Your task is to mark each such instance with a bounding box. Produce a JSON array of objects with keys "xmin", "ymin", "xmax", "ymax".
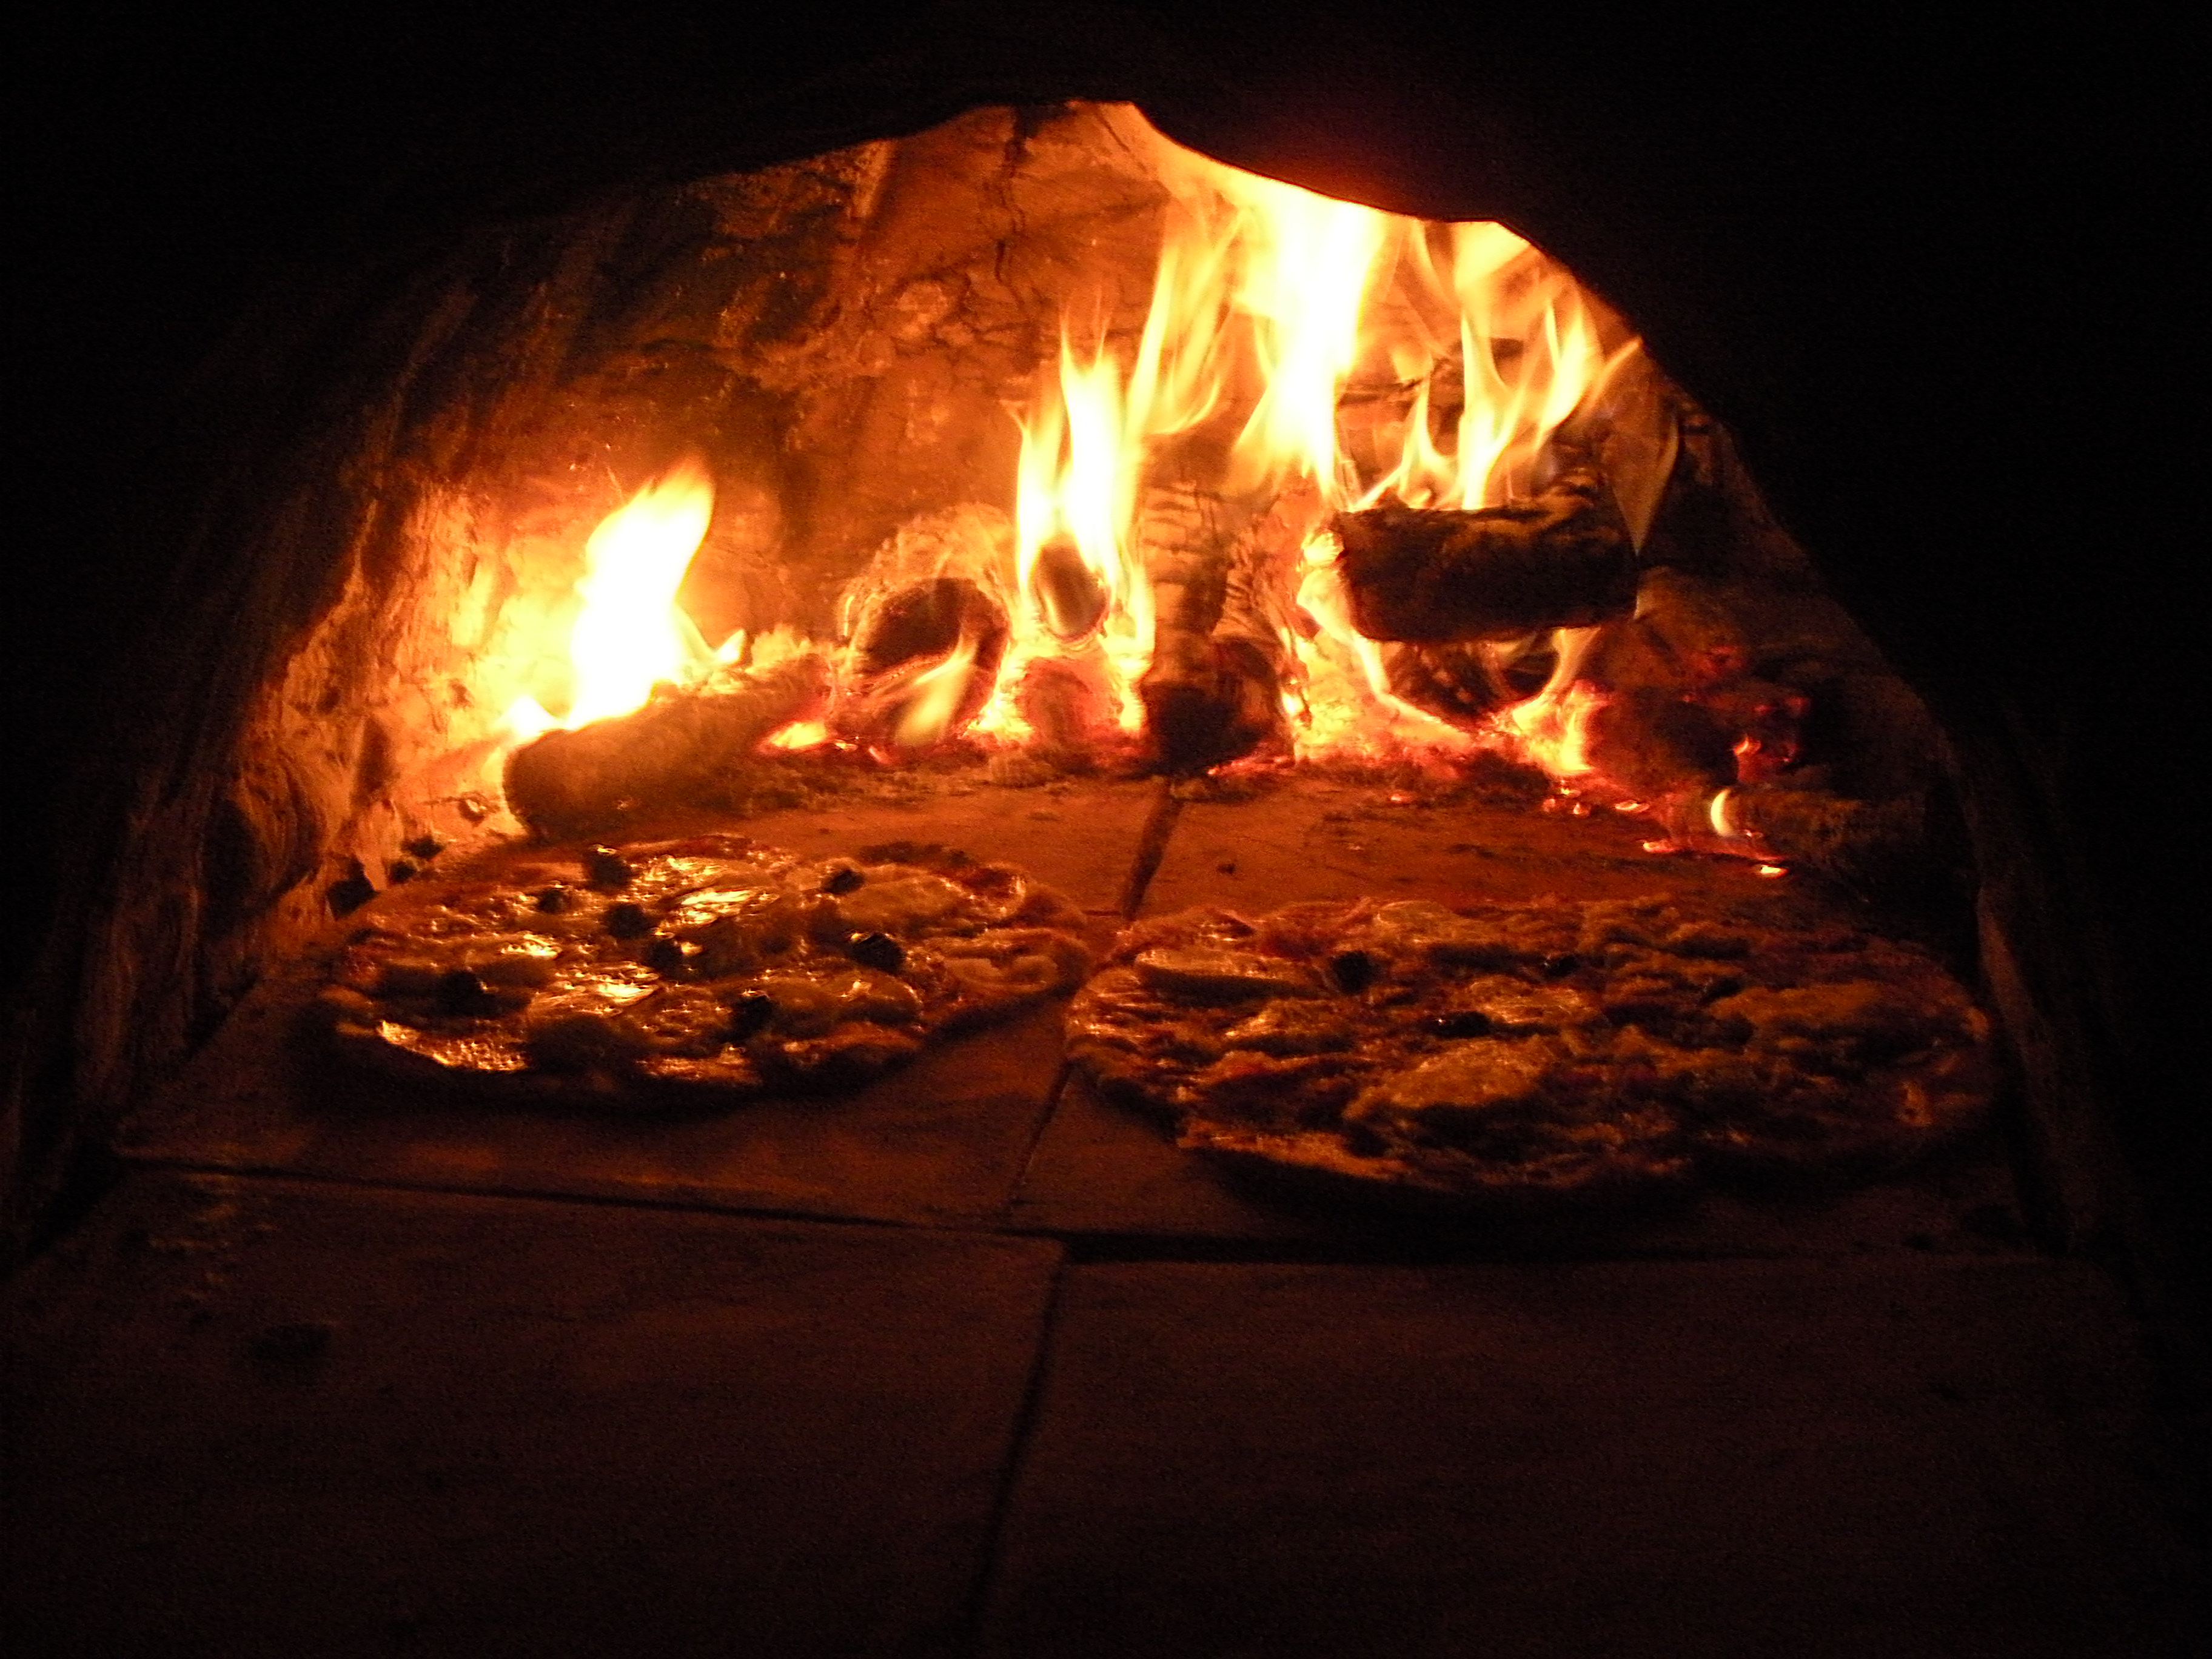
[
  {"xmin": 317, "ymin": 835, "xmax": 1093, "ymax": 1108},
  {"xmin": 1067, "ymin": 895, "xmax": 1992, "ymax": 1208}
]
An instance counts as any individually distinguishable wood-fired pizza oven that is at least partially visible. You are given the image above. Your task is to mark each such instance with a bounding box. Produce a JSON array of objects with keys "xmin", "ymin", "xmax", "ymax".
[{"xmin": 8, "ymin": 15, "xmax": 2194, "ymax": 1305}]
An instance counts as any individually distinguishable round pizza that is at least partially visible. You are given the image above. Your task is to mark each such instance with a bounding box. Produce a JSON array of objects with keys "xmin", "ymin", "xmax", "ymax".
[
  {"xmin": 1066, "ymin": 894, "xmax": 1993, "ymax": 1209},
  {"xmin": 317, "ymin": 835, "xmax": 1094, "ymax": 1107}
]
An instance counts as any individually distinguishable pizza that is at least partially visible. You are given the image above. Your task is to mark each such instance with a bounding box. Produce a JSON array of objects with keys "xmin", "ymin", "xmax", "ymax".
[
  {"xmin": 1066, "ymin": 894, "xmax": 1993, "ymax": 1208},
  {"xmin": 317, "ymin": 835, "xmax": 1094, "ymax": 1107}
]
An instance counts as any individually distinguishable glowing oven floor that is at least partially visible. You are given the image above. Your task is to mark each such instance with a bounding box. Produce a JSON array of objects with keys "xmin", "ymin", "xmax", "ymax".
[{"xmin": 123, "ymin": 776, "xmax": 2020, "ymax": 1256}]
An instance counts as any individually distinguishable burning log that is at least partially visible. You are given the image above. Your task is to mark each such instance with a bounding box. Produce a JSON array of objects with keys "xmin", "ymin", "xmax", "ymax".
[
  {"xmin": 504, "ymin": 653, "xmax": 830, "ymax": 839},
  {"xmin": 1379, "ymin": 634, "xmax": 1558, "ymax": 726},
  {"xmin": 1332, "ymin": 467, "xmax": 1635, "ymax": 643},
  {"xmin": 1029, "ymin": 535, "xmax": 1110, "ymax": 643},
  {"xmin": 848, "ymin": 576, "xmax": 1009, "ymax": 681},
  {"xmin": 1135, "ymin": 483, "xmax": 1290, "ymax": 774},
  {"xmin": 831, "ymin": 577, "xmax": 1010, "ymax": 750},
  {"xmin": 1640, "ymin": 783, "xmax": 1934, "ymax": 890},
  {"xmin": 1016, "ymin": 653, "xmax": 1117, "ymax": 752}
]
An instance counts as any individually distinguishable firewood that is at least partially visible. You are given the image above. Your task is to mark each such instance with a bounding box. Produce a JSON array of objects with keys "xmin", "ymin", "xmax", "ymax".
[
  {"xmin": 1643, "ymin": 783, "xmax": 1932, "ymax": 890},
  {"xmin": 1728, "ymin": 786, "xmax": 1931, "ymax": 888},
  {"xmin": 503, "ymin": 654, "xmax": 830, "ymax": 839},
  {"xmin": 1332, "ymin": 467, "xmax": 1635, "ymax": 642},
  {"xmin": 1134, "ymin": 483, "xmax": 1288, "ymax": 773},
  {"xmin": 1584, "ymin": 686, "xmax": 1738, "ymax": 802},
  {"xmin": 1616, "ymin": 565, "xmax": 1751, "ymax": 688},
  {"xmin": 831, "ymin": 577, "xmax": 1011, "ymax": 750},
  {"xmin": 1016, "ymin": 653, "xmax": 1116, "ymax": 751},
  {"xmin": 849, "ymin": 576, "xmax": 1009, "ymax": 680},
  {"xmin": 1028, "ymin": 535, "xmax": 1110, "ymax": 642}
]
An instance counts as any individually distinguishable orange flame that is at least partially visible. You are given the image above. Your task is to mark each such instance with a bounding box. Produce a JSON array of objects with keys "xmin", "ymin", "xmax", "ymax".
[
  {"xmin": 503, "ymin": 113, "xmax": 1682, "ymax": 805},
  {"xmin": 995, "ymin": 335, "xmax": 1159, "ymax": 738},
  {"xmin": 1485, "ymin": 626, "xmax": 1610, "ymax": 782},
  {"xmin": 984, "ymin": 111, "xmax": 1666, "ymax": 771},
  {"xmin": 890, "ymin": 631, "xmax": 984, "ymax": 749},
  {"xmin": 504, "ymin": 460, "xmax": 719, "ymax": 738}
]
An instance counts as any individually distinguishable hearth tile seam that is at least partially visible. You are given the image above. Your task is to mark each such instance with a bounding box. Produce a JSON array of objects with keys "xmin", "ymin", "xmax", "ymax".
[
  {"xmin": 112, "ymin": 1153, "xmax": 2059, "ymax": 1279},
  {"xmin": 993, "ymin": 774, "xmax": 1193, "ymax": 1234},
  {"xmin": 1033, "ymin": 1225, "xmax": 2054, "ymax": 1270},
  {"xmin": 945, "ymin": 1246, "xmax": 1073, "ymax": 1657},
  {"xmin": 106, "ymin": 1153, "xmax": 1001, "ymax": 1238}
]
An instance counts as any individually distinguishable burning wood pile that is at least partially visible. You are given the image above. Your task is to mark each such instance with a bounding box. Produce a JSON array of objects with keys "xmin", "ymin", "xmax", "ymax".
[{"xmin": 472, "ymin": 105, "xmax": 1939, "ymax": 891}]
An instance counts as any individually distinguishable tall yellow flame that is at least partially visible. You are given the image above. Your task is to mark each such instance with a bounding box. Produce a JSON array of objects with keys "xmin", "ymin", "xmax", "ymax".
[
  {"xmin": 1219, "ymin": 175, "xmax": 1389, "ymax": 500},
  {"xmin": 501, "ymin": 460, "xmax": 719, "ymax": 742},
  {"xmin": 566, "ymin": 460, "xmax": 717, "ymax": 726}
]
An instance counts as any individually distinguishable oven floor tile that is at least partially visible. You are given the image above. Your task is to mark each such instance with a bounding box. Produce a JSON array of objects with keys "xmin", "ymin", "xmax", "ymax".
[
  {"xmin": 123, "ymin": 984, "xmax": 1070, "ymax": 1229},
  {"xmin": 1014, "ymin": 777, "xmax": 2023, "ymax": 1255},
  {"xmin": 1010, "ymin": 1067, "xmax": 2026, "ymax": 1256},
  {"xmin": 979, "ymin": 1256, "xmax": 2201, "ymax": 1658},
  {"xmin": 1140, "ymin": 774, "xmax": 1803, "ymax": 917},
  {"xmin": 2, "ymin": 1170, "xmax": 1062, "ymax": 1659},
  {"xmin": 115, "ymin": 782, "xmax": 1165, "ymax": 1230}
]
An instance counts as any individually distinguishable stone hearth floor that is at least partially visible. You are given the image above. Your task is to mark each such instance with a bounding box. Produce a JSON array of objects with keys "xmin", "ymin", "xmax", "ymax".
[
  {"xmin": 10, "ymin": 779, "xmax": 2204, "ymax": 1654},
  {"xmin": 7, "ymin": 1170, "xmax": 2201, "ymax": 1657}
]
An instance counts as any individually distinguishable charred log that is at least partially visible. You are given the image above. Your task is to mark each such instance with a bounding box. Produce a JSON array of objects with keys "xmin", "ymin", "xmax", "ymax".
[
  {"xmin": 833, "ymin": 578, "xmax": 1010, "ymax": 750},
  {"xmin": 1733, "ymin": 787, "xmax": 1932, "ymax": 888},
  {"xmin": 1333, "ymin": 468, "xmax": 1635, "ymax": 643},
  {"xmin": 1016, "ymin": 654, "xmax": 1116, "ymax": 752},
  {"xmin": 1644, "ymin": 783, "xmax": 1936, "ymax": 891},
  {"xmin": 1615, "ymin": 565, "xmax": 1752, "ymax": 689},
  {"xmin": 851, "ymin": 577, "xmax": 1008, "ymax": 680},
  {"xmin": 1135, "ymin": 483, "xmax": 1289, "ymax": 773},
  {"xmin": 504, "ymin": 654, "xmax": 830, "ymax": 839},
  {"xmin": 1030, "ymin": 536, "xmax": 1110, "ymax": 643},
  {"xmin": 1584, "ymin": 686, "xmax": 1739, "ymax": 802}
]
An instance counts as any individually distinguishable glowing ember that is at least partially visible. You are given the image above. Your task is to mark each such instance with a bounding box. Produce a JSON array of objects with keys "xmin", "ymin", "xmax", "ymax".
[{"xmin": 762, "ymin": 719, "xmax": 830, "ymax": 752}]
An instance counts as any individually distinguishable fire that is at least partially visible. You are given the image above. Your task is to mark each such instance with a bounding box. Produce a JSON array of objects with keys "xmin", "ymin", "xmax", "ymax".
[
  {"xmin": 566, "ymin": 460, "xmax": 717, "ymax": 723},
  {"xmin": 1286, "ymin": 534, "xmax": 1478, "ymax": 759},
  {"xmin": 503, "ymin": 459, "xmax": 719, "ymax": 738},
  {"xmin": 500, "ymin": 112, "xmax": 1694, "ymax": 829},
  {"xmin": 1364, "ymin": 223, "xmax": 1636, "ymax": 512},
  {"xmin": 891, "ymin": 631, "xmax": 984, "ymax": 749},
  {"xmin": 981, "ymin": 117, "xmax": 1656, "ymax": 774},
  {"xmin": 1219, "ymin": 175, "xmax": 1388, "ymax": 498},
  {"xmin": 991, "ymin": 333, "xmax": 1159, "ymax": 740},
  {"xmin": 1486, "ymin": 626, "xmax": 1609, "ymax": 783}
]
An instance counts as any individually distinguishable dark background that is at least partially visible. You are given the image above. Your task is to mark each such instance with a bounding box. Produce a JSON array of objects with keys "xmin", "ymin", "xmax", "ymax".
[{"xmin": 12, "ymin": 4, "xmax": 2200, "ymax": 1285}]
